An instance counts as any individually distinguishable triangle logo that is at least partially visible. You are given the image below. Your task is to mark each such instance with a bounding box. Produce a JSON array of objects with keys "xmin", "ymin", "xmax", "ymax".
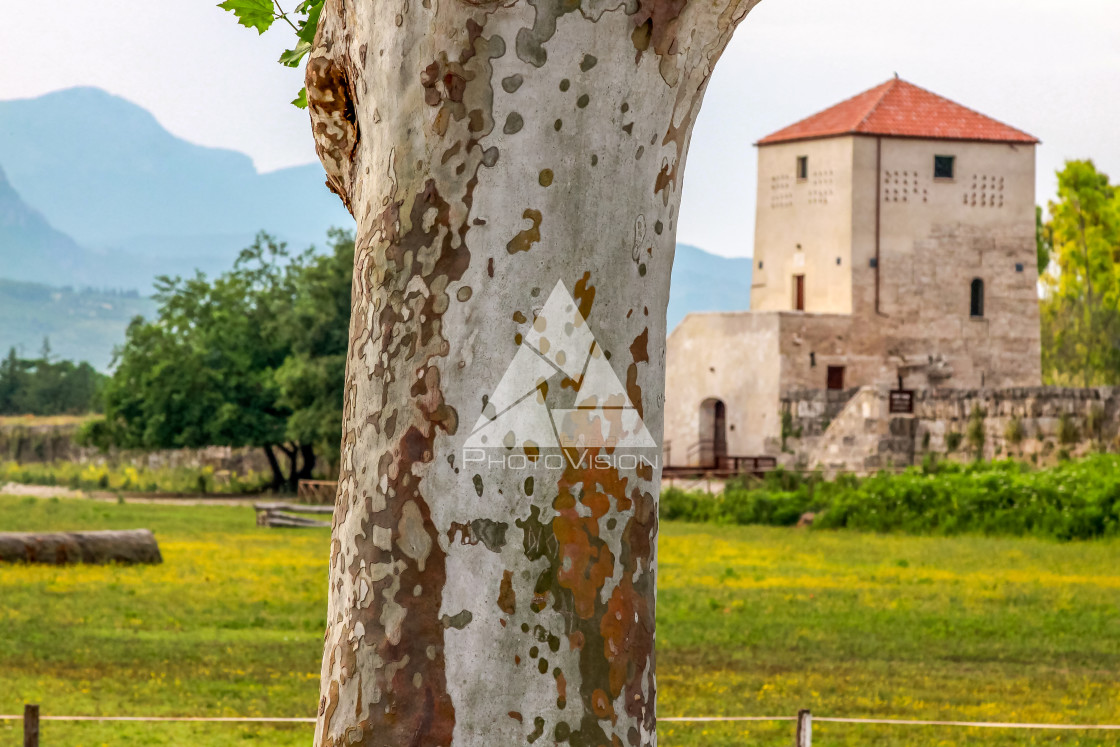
[{"xmin": 465, "ymin": 281, "xmax": 656, "ymax": 451}]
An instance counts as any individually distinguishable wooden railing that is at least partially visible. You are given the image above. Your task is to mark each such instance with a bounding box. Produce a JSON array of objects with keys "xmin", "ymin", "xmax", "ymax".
[{"xmin": 296, "ymin": 480, "xmax": 337, "ymax": 505}]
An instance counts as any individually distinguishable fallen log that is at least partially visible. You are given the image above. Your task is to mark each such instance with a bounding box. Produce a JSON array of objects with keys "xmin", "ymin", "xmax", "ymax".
[{"xmin": 0, "ymin": 529, "xmax": 162, "ymax": 565}]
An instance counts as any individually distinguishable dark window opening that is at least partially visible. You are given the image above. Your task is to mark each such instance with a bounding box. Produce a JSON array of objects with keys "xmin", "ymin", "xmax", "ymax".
[
  {"xmin": 934, "ymin": 155, "xmax": 955, "ymax": 180},
  {"xmin": 796, "ymin": 156, "xmax": 809, "ymax": 180},
  {"xmin": 827, "ymin": 366, "xmax": 845, "ymax": 390},
  {"xmin": 758, "ymin": 260, "xmax": 763, "ymax": 269},
  {"xmin": 793, "ymin": 274, "xmax": 805, "ymax": 311},
  {"xmin": 970, "ymin": 278, "xmax": 984, "ymax": 317}
]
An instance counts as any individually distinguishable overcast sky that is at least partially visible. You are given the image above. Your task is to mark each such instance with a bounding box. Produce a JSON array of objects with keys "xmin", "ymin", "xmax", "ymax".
[{"xmin": 2, "ymin": 0, "xmax": 1117, "ymax": 258}]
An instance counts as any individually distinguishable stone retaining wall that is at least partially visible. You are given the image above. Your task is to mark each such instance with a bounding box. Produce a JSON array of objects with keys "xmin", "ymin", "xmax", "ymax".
[
  {"xmin": 0, "ymin": 422, "xmax": 273, "ymax": 474},
  {"xmin": 781, "ymin": 386, "xmax": 1120, "ymax": 472}
]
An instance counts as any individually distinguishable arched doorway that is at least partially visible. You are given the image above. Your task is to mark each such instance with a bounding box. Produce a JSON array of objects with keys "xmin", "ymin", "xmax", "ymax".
[{"xmin": 697, "ymin": 398, "xmax": 728, "ymax": 468}]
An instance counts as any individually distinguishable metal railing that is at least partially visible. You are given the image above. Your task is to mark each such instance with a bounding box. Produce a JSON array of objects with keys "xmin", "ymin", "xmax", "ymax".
[{"xmin": 8, "ymin": 705, "xmax": 1120, "ymax": 746}]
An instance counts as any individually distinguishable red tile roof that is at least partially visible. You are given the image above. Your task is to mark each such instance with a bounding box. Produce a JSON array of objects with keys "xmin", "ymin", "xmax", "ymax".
[{"xmin": 756, "ymin": 78, "xmax": 1038, "ymax": 146}]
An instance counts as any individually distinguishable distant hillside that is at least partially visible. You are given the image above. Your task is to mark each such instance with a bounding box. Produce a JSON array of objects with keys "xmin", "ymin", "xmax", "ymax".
[
  {"xmin": 0, "ymin": 279, "xmax": 155, "ymax": 370},
  {"xmin": 668, "ymin": 244, "xmax": 752, "ymax": 330},
  {"xmin": 0, "ymin": 165, "xmax": 101, "ymax": 286},
  {"xmin": 0, "ymin": 87, "xmax": 349, "ymax": 287}
]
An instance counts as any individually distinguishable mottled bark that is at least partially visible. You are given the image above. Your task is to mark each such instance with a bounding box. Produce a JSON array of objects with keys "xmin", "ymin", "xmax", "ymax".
[
  {"xmin": 306, "ymin": 0, "xmax": 757, "ymax": 743},
  {"xmin": 0, "ymin": 530, "xmax": 162, "ymax": 565}
]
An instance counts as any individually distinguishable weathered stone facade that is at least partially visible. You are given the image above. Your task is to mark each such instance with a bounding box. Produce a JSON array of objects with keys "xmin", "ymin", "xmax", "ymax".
[{"xmin": 664, "ymin": 80, "xmax": 1042, "ymax": 466}]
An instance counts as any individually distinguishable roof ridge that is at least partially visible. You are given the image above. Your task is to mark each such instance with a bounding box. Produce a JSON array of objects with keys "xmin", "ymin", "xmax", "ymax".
[
  {"xmin": 755, "ymin": 77, "xmax": 1038, "ymax": 146},
  {"xmin": 896, "ymin": 79, "xmax": 1036, "ymax": 143},
  {"xmin": 853, "ymin": 77, "xmax": 898, "ymax": 133}
]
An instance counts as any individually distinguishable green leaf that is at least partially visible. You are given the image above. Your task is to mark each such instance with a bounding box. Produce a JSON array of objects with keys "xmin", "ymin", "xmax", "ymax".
[
  {"xmin": 278, "ymin": 40, "xmax": 312, "ymax": 68},
  {"xmin": 291, "ymin": 87, "xmax": 308, "ymax": 109},
  {"xmin": 217, "ymin": 0, "xmax": 276, "ymax": 34},
  {"xmin": 296, "ymin": 0, "xmax": 325, "ymax": 44}
]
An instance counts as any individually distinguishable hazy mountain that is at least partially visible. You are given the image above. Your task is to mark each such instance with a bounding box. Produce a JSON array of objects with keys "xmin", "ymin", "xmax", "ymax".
[
  {"xmin": 0, "ymin": 164, "xmax": 103, "ymax": 286},
  {"xmin": 0, "ymin": 279, "xmax": 156, "ymax": 370},
  {"xmin": 0, "ymin": 86, "xmax": 751, "ymax": 364},
  {"xmin": 0, "ymin": 86, "xmax": 348, "ymax": 284},
  {"xmin": 668, "ymin": 244, "xmax": 752, "ymax": 330}
]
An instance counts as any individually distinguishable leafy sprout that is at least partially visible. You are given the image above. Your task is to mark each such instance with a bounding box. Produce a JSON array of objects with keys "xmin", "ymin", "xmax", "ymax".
[{"xmin": 217, "ymin": 0, "xmax": 325, "ymax": 108}]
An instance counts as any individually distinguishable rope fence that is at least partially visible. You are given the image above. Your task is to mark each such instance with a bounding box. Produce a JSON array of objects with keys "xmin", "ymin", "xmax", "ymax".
[{"xmin": 7, "ymin": 705, "xmax": 1120, "ymax": 745}]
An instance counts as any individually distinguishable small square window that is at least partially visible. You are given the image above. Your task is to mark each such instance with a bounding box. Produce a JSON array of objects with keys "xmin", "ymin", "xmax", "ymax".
[
  {"xmin": 796, "ymin": 156, "xmax": 808, "ymax": 180},
  {"xmin": 934, "ymin": 155, "xmax": 955, "ymax": 180},
  {"xmin": 1015, "ymin": 263, "xmax": 1024, "ymax": 273}
]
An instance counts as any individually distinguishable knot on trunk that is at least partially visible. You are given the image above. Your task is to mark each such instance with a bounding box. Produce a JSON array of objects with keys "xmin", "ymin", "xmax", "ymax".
[{"xmin": 307, "ymin": 53, "xmax": 360, "ymax": 214}]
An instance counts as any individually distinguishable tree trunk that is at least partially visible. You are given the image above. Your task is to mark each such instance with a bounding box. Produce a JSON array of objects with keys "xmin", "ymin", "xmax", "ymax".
[
  {"xmin": 305, "ymin": 0, "xmax": 757, "ymax": 743},
  {"xmin": 298, "ymin": 443, "xmax": 318, "ymax": 482},
  {"xmin": 0, "ymin": 529, "xmax": 162, "ymax": 565},
  {"xmin": 263, "ymin": 443, "xmax": 286, "ymax": 493}
]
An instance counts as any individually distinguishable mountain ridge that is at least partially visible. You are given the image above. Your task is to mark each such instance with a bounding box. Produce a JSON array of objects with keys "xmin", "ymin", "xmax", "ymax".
[{"xmin": 0, "ymin": 86, "xmax": 348, "ymax": 258}]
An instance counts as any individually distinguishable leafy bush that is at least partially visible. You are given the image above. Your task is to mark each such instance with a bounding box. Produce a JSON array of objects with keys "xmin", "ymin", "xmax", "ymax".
[
  {"xmin": 965, "ymin": 405, "xmax": 986, "ymax": 457},
  {"xmin": 1005, "ymin": 416, "xmax": 1025, "ymax": 446},
  {"xmin": 661, "ymin": 455, "xmax": 1120, "ymax": 541},
  {"xmin": 0, "ymin": 461, "xmax": 270, "ymax": 495},
  {"xmin": 1058, "ymin": 412, "xmax": 1080, "ymax": 445}
]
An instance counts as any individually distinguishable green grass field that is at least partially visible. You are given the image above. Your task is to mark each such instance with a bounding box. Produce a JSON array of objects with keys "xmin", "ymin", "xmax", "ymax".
[{"xmin": 1, "ymin": 495, "xmax": 1119, "ymax": 746}]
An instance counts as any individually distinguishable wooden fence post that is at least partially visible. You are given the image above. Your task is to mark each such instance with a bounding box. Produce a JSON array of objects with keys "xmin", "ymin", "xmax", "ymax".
[
  {"xmin": 795, "ymin": 709, "xmax": 812, "ymax": 747},
  {"xmin": 24, "ymin": 703, "xmax": 39, "ymax": 747}
]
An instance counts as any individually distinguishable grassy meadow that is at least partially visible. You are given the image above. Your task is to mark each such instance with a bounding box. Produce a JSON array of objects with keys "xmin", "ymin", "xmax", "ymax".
[{"xmin": 1, "ymin": 495, "xmax": 1119, "ymax": 745}]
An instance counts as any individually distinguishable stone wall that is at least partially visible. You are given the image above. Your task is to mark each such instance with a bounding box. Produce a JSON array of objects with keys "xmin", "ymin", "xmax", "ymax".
[
  {"xmin": 913, "ymin": 387, "xmax": 1119, "ymax": 463},
  {"xmin": 782, "ymin": 385, "xmax": 1120, "ymax": 473},
  {"xmin": 0, "ymin": 422, "xmax": 275, "ymax": 475}
]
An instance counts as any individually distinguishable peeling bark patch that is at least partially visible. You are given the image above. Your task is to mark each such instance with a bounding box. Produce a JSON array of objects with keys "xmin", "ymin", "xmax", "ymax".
[
  {"xmin": 527, "ymin": 716, "xmax": 545, "ymax": 742},
  {"xmin": 579, "ymin": 54, "xmax": 598, "ymax": 71},
  {"xmin": 538, "ymin": 169, "xmax": 554, "ymax": 187},
  {"xmin": 397, "ymin": 501, "xmax": 434, "ymax": 571},
  {"xmin": 447, "ymin": 518, "xmax": 509, "ymax": 552},
  {"xmin": 573, "ymin": 271, "xmax": 596, "ymax": 320},
  {"xmin": 502, "ymin": 74, "xmax": 524, "ymax": 93},
  {"xmin": 441, "ymin": 610, "xmax": 474, "ymax": 629},
  {"xmin": 626, "ymin": 329, "xmax": 649, "ymax": 420},
  {"xmin": 630, "ymin": 0, "xmax": 689, "ymax": 61},
  {"xmin": 516, "ymin": 453, "xmax": 657, "ymax": 745},
  {"xmin": 515, "ymin": 0, "xmax": 582, "ymax": 67},
  {"xmin": 504, "ymin": 112, "xmax": 525, "ymax": 134},
  {"xmin": 506, "ymin": 209, "xmax": 543, "ymax": 254},
  {"xmin": 498, "ymin": 569, "xmax": 517, "ymax": 613}
]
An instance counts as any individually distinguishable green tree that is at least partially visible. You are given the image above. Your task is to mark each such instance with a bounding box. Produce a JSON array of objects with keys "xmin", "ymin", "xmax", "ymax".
[
  {"xmin": 96, "ymin": 230, "xmax": 353, "ymax": 491},
  {"xmin": 1036, "ymin": 205, "xmax": 1053, "ymax": 275},
  {"xmin": 1041, "ymin": 160, "xmax": 1120, "ymax": 385},
  {"xmin": 0, "ymin": 344, "xmax": 105, "ymax": 415}
]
